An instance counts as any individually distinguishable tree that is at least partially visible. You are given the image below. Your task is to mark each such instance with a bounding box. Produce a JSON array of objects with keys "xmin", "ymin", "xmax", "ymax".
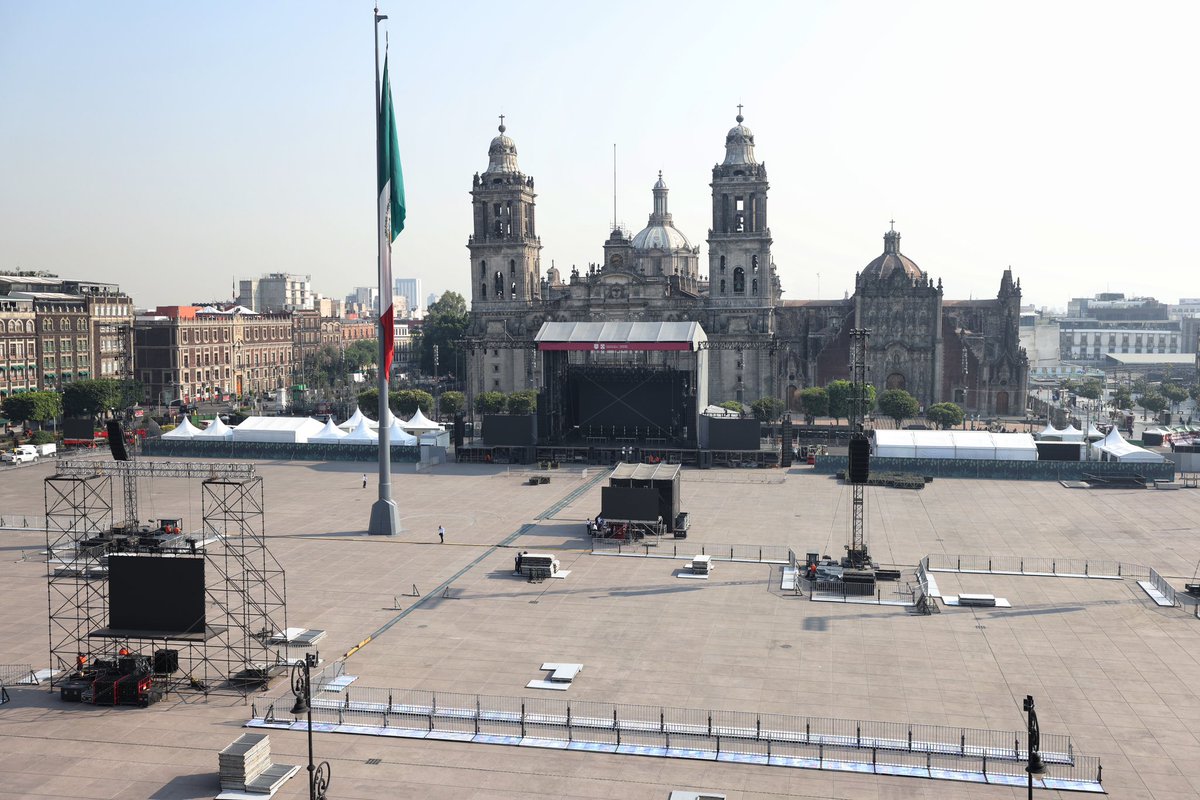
[
  {"xmin": 825, "ymin": 380, "xmax": 852, "ymax": 423},
  {"xmin": 1076, "ymin": 379, "xmax": 1103, "ymax": 400},
  {"xmin": 1131, "ymin": 377, "xmax": 1149, "ymax": 395},
  {"xmin": 877, "ymin": 388, "xmax": 920, "ymax": 425},
  {"xmin": 926, "ymin": 402, "xmax": 965, "ymax": 430},
  {"xmin": 798, "ymin": 387, "xmax": 828, "ymax": 419},
  {"xmin": 506, "ymin": 389, "xmax": 538, "ymax": 415},
  {"xmin": 1138, "ymin": 392, "xmax": 1167, "ymax": 419},
  {"xmin": 718, "ymin": 400, "xmax": 744, "ymax": 416},
  {"xmin": 1161, "ymin": 383, "xmax": 1188, "ymax": 409},
  {"xmin": 391, "ymin": 389, "xmax": 433, "ymax": 415},
  {"xmin": 750, "ymin": 397, "xmax": 786, "ymax": 423},
  {"xmin": 356, "ymin": 388, "xmax": 380, "ymax": 415},
  {"xmin": 63, "ymin": 379, "xmax": 122, "ymax": 419},
  {"xmin": 344, "ymin": 339, "xmax": 378, "ymax": 372},
  {"xmin": 419, "ymin": 291, "xmax": 468, "ymax": 375},
  {"xmin": 1189, "ymin": 384, "xmax": 1200, "ymax": 403},
  {"xmin": 2, "ymin": 391, "xmax": 62, "ymax": 427},
  {"xmin": 1112, "ymin": 389, "xmax": 1133, "ymax": 411},
  {"xmin": 439, "ymin": 391, "xmax": 465, "ymax": 416},
  {"xmin": 475, "ymin": 391, "xmax": 508, "ymax": 414}
]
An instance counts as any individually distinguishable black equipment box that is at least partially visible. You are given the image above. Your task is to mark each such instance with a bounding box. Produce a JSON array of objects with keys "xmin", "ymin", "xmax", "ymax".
[
  {"xmin": 153, "ymin": 649, "xmax": 180, "ymax": 674},
  {"xmin": 59, "ymin": 680, "xmax": 90, "ymax": 703}
]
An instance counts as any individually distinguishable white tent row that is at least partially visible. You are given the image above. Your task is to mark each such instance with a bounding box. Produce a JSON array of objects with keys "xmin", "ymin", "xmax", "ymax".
[
  {"xmin": 874, "ymin": 430, "xmax": 1038, "ymax": 461},
  {"xmin": 161, "ymin": 413, "xmax": 430, "ymax": 445},
  {"xmin": 1038, "ymin": 424, "xmax": 1084, "ymax": 442},
  {"xmin": 1093, "ymin": 427, "xmax": 1165, "ymax": 463},
  {"xmin": 161, "ymin": 416, "xmax": 203, "ymax": 439},
  {"xmin": 339, "ymin": 407, "xmax": 443, "ymax": 433},
  {"xmin": 194, "ymin": 416, "xmax": 233, "ymax": 441}
]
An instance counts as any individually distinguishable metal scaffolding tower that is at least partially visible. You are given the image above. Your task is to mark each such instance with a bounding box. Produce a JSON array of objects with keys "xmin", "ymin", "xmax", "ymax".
[{"xmin": 846, "ymin": 328, "xmax": 872, "ymax": 568}]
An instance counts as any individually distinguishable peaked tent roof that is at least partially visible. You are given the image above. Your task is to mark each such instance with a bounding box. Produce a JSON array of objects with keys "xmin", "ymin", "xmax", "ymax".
[
  {"xmin": 1095, "ymin": 427, "xmax": 1165, "ymax": 462},
  {"xmin": 402, "ymin": 407, "xmax": 441, "ymax": 432},
  {"xmin": 341, "ymin": 418, "xmax": 379, "ymax": 444},
  {"xmin": 194, "ymin": 416, "xmax": 233, "ymax": 440},
  {"xmin": 338, "ymin": 408, "xmax": 367, "ymax": 431},
  {"xmin": 308, "ymin": 418, "xmax": 347, "ymax": 442},
  {"xmin": 162, "ymin": 416, "xmax": 202, "ymax": 439},
  {"xmin": 1086, "ymin": 424, "xmax": 1106, "ymax": 440},
  {"xmin": 385, "ymin": 418, "xmax": 419, "ymax": 445}
]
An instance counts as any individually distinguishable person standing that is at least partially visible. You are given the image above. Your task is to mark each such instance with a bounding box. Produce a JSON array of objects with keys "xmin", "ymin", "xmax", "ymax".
[
  {"xmin": 362, "ymin": 473, "xmax": 368, "ymax": 489},
  {"xmin": 438, "ymin": 525, "xmax": 445, "ymax": 544}
]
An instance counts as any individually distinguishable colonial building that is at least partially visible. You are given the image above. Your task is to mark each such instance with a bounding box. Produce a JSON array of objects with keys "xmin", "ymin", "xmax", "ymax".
[
  {"xmin": 465, "ymin": 113, "xmax": 1028, "ymax": 417},
  {"xmin": 0, "ymin": 297, "xmax": 37, "ymax": 399}
]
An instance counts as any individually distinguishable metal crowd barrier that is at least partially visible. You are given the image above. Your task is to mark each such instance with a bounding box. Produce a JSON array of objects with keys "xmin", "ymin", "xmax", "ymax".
[
  {"xmin": 1147, "ymin": 568, "xmax": 1177, "ymax": 607},
  {"xmin": 249, "ymin": 684, "xmax": 1102, "ymax": 789},
  {"xmin": 590, "ymin": 539, "xmax": 791, "ymax": 564},
  {"xmin": 0, "ymin": 515, "xmax": 48, "ymax": 531},
  {"xmin": 925, "ymin": 553, "xmax": 1148, "ymax": 580}
]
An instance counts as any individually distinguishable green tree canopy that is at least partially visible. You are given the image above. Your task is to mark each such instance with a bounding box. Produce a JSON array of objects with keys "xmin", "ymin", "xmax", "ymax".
[
  {"xmin": 798, "ymin": 386, "xmax": 828, "ymax": 418},
  {"xmin": 750, "ymin": 397, "xmax": 786, "ymax": 423},
  {"xmin": 2, "ymin": 391, "xmax": 61, "ymax": 425},
  {"xmin": 439, "ymin": 391, "xmax": 465, "ymax": 416},
  {"xmin": 1112, "ymin": 388, "xmax": 1134, "ymax": 411},
  {"xmin": 419, "ymin": 291, "xmax": 468, "ymax": 376},
  {"xmin": 506, "ymin": 389, "xmax": 538, "ymax": 415},
  {"xmin": 827, "ymin": 380, "xmax": 877, "ymax": 423},
  {"xmin": 63, "ymin": 379, "xmax": 122, "ymax": 419},
  {"xmin": 877, "ymin": 388, "xmax": 920, "ymax": 424},
  {"xmin": 1189, "ymin": 384, "xmax": 1200, "ymax": 403},
  {"xmin": 717, "ymin": 400, "xmax": 744, "ymax": 415},
  {"xmin": 1076, "ymin": 379, "xmax": 1103, "ymax": 400},
  {"xmin": 391, "ymin": 389, "xmax": 433, "ymax": 415},
  {"xmin": 1139, "ymin": 393, "xmax": 1168, "ymax": 415},
  {"xmin": 344, "ymin": 340, "xmax": 378, "ymax": 372},
  {"xmin": 1161, "ymin": 383, "xmax": 1188, "ymax": 406},
  {"xmin": 926, "ymin": 401, "xmax": 965, "ymax": 430},
  {"xmin": 357, "ymin": 387, "xmax": 380, "ymax": 415},
  {"xmin": 1131, "ymin": 377, "xmax": 1149, "ymax": 395},
  {"xmin": 475, "ymin": 391, "xmax": 507, "ymax": 414}
]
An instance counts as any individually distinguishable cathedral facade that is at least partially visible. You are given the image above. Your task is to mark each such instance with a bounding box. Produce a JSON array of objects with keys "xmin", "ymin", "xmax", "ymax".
[{"xmin": 464, "ymin": 114, "xmax": 1028, "ymax": 418}]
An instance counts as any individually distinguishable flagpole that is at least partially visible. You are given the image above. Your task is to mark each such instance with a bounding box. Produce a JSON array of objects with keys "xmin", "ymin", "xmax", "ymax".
[{"xmin": 369, "ymin": 3, "xmax": 399, "ymax": 536}]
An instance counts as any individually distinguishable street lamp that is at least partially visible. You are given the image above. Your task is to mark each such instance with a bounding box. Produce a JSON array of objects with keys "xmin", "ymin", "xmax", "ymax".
[
  {"xmin": 1024, "ymin": 694, "xmax": 1048, "ymax": 799},
  {"xmin": 290, "ymin": 652, "xmax": 331, "ymax": 800}
]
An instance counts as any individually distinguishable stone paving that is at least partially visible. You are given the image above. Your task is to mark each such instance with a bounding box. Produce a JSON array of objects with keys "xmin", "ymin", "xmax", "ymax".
[{"xmin": 1, "ymin": 456, "xmax": 1199, "ymax": 798}]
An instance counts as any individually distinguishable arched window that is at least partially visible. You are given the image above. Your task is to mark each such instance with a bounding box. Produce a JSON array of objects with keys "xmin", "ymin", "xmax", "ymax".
[
  {"xmin": 720, "ymin": 255, "xmax": 726, "ymax": 274},
  {"xmin": 733, "ymin": 267, "xmax": 745, "ymax": 293},
  {"xmin": 720, "ymin": 279, "xmax": 726, "ymax": 294},
  {"xmin": 509, "ymin": 259, "xmax": 516, "ymax": 274},
  {"xmin": 752, "ymin": 255, "xmax": 759, "ymax": 273},
  {"xmin": 751, "ymin": 278, "xmax": 758, "ymax": 295},
  {"xmin": 494, "ymin": 271, "xmax": 504, "ymax": 297},
  {"xmin": 481, "ymin": 260, "xmax": 487, "ymax": 278},
  {"xmin": 510, "ymin": 281, "xmax": 517, "ymax": 298},
  {"xmin": 59, "ymin": 319, "xmax": 69, "ymax": 331},
  {"xmin": 480, "ymin": 282, "xmax": 487, "ymax": 298},
  {"xmin": 77, "ymin": 319, "xmax": 86, "ymax": 331}
]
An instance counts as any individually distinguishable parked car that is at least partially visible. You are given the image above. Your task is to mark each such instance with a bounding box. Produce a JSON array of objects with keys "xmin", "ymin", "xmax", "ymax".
[{"xmin": 1, "ymin": 445, "xmax": 48, "ymax": 464}]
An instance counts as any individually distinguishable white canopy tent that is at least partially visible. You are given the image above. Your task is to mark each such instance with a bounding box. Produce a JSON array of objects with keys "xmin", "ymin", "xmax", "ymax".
[
  {"xmin": 1060, "ymin": 425, "xmax": 1084, "ymax": 442},
  {"xmin": 162, "ymin": 416, "xmax": 202, "ymax": 439},
  {"xmin": 1085, "ymin": 424, "xmax": 1106, "ymax": 441},
  {"xmin": 338, "ymin": 408, "xmax": 367, "ymax": 431},
  {"xmin": 874, "ymin": 430, "xmax": 1038, "ymax": 461},
  {"xmin": 307, "ymin": 418, "xmax": 347, "ymax": 443},
  {"xmin": 401, "ymin": 407, "xmax": 442, "ymax": 432},
  {"xmin": 1094, "ymin": 427, "xmax": 1165, "ymax": 463},
  {"xmin": 341, "ymin": 419, "xmax": 379, "ymax": 444},
  {"xmin": 194, "ymin": 416, "xmax": 233, "ymax": 441},
  {"xmin": 232, "ymin": 416, "xmax": 325, "ymax": 444},
  {"xmin": 385, "ymin": 418, "xmax": 419, "ymax": 445}
]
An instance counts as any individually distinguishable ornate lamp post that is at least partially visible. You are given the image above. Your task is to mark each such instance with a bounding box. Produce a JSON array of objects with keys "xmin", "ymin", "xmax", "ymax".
[
  {"xmin": 1024, "ymin": 694, "xmax": 1047, "ymax": 799},
  {"xmin": 290, "ymin": 653, "xmax": 331, "ymax": 800}
]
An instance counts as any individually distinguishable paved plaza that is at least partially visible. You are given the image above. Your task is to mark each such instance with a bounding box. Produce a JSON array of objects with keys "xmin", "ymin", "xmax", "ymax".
[{"xmin": 2, "ymin": 456, "xmax": 1200, "ymax": 799}]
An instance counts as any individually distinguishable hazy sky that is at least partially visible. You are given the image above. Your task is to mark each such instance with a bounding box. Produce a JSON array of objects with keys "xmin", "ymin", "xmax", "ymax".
[{"xmin": 2, "ymin": 1, "xmax": 1197, "ymax": 311}]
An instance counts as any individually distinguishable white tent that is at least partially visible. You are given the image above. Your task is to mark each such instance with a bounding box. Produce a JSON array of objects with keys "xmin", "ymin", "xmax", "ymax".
[
  {"xmin": 162, "ymin": 416, "xmax": 202, "ymax": 439},
  {"xmin": 873, "ymin": 430, "xmax": 1036, "ymax": 461},
  {"xmin": 1094, "ymin": 427, "xmax": 1165, "ymax": 463},
  {"xmin": 1085, "ymin": 424, "xmax": 1106, "ymax": 441},
  {"xmin": 307, "ymin": 418, "xmax": 347, "ymax": 443},
  {"xmin": 1060, "ymin": 425, "xmax": 1084, "ymax": 442},
  {"xmin": 384, "ymin": 418, "xmax": 419, "ymax": 445},
  {"xmin": 341, "ymin": 419, "xmax": 379, "ymax": 444},
  {"xmin": 194, "ymin": 416, "xmax": 233, "ymax": 441},
  {"xmin": 402, "ymin": 407, "xmax": 442, "ymax": 432},
  {"xmin": 232, "ymin": 416, "xmax": 325, "ymax": 444},
  {"xmin": 365, "ymin": 409, "xmax": 397, "ymax": 430},
  {"xmin": 338, "ymin": 408, "xmax": 367, "ymax": 431}
]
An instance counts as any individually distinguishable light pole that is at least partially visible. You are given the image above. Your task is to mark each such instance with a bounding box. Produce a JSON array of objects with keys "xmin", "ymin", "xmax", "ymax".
[
  {"xmin": 290, "ymin": 652, "xmax": 331, "ymax": 800},
  {"xmin": 1024, "ymin": 694, "xmax": 1047, "ymax": 799}
]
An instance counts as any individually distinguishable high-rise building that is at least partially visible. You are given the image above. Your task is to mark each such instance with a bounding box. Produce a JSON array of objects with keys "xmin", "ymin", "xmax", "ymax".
[
  {"xmin": 393, "ymin": 278, "xmax": 423, "ymax": 318},
  {"xmin": 237, "ymin": 273, "xmax": 314, "ymax": 312}
]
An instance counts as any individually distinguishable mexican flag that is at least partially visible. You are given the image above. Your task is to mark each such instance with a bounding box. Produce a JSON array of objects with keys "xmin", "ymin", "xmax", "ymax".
[{"xmin": 377, "ymin": 53, "xmax": 405, "ymax": 380}]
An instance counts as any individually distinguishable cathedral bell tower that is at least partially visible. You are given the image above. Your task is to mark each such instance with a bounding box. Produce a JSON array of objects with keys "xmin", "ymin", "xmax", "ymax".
[
  {"xmin": 468, "ymin": 118, "xmax": 542, "ymax": 306},
  {"xmin": 707, "ymin": 107, "xmax": 776, "ymax": 304}
]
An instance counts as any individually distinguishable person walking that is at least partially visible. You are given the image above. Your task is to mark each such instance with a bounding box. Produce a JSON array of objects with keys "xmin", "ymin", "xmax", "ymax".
[
  {"xmin": 438, "ymin": 525, "xmax": 445, "ymax": 544},
  {"xmin": 361, "ymin": 473, "xmax": 367, "ymax": 489}
]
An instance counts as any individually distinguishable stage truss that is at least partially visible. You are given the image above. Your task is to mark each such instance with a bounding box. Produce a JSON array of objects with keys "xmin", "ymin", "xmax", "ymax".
[{"xmin": 44, "ymin": 465, "xmax": 288, "ymax": 697}]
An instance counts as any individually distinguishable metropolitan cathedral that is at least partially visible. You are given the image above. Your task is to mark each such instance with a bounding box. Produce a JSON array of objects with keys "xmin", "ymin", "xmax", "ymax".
[{"xmin": 465, "ymin": 112, "xmax": 1028, "ymax": 418}]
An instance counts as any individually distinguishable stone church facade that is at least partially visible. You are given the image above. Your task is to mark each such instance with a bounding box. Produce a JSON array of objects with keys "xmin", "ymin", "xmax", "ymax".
[{"xmin": 465, "ymin": 114, "xmax": 1028, "ymax": 418}]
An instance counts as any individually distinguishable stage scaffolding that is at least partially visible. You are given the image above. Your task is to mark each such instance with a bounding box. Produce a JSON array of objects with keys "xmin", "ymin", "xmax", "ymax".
[{"xmin": 44, "ymin": 463, "xmax": 288, "ymax": 696}]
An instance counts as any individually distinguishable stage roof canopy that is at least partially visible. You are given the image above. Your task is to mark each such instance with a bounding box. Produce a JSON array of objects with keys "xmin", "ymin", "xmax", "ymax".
[
  {"xmin": 610, "ymin": 462, "xmax": 682, "ymax": 481},
  {"xmin": 535, "ymin": 321, "xmax": 707, "ymax": 351}
]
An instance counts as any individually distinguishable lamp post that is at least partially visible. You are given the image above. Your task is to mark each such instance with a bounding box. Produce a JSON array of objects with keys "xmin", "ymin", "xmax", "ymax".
[
  {"xmin": 290, "ymin": 653, "xmax": 331, "ymax": 800},
  {"xmin": 1024, "ymin": 694, "xmax": 1047, "ymax": 799}
]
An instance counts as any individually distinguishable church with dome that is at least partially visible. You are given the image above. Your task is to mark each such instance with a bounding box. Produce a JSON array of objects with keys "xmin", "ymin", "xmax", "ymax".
[{"xmin": 464, "ymin": 113, "xmax": 1028, "ymax": 418}]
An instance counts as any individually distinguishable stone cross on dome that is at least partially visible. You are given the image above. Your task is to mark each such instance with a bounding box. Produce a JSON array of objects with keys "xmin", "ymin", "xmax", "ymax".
[
  {"xmin": 498, "ymin": 114, "xmax": 505, "ymax": 133},
  {"xmin": 736, "ymin": 103, "xmax": 744, "ymax": 123}
]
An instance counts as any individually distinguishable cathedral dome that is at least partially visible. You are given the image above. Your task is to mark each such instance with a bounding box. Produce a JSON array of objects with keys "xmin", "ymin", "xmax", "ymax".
[
  {"xmin": 630, "ymin": 171, "xmax": 694, "ymax": 252},
  {"xmin": 862, "ymin": 228, "xmax": 924, "ymax": 282},
  {"xmin": 484, "ymin": 118, "xmax": 519, "ymax": 174},
  {"xmin": 722, "ymin": 108, "xmax": 757, "ymax": 166}
]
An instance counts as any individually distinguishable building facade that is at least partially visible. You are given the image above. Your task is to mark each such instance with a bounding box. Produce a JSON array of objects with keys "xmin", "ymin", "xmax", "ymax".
[
  {"xmin": 237, "ymin": 273, "xmax": 314, "ymax": 312},
  {"xmin": 464, "ymin": 114, "xmax": 1028, "ymax": 416},
  {"xmin": 0, "ymin": 297, "xmax": 37, "ymax": 399}
]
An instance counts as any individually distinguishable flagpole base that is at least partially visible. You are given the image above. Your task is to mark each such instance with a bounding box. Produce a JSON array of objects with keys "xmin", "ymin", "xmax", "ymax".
[{"xmin": 368, "ymin": 499, "xmax": 400, "ymax": 536}]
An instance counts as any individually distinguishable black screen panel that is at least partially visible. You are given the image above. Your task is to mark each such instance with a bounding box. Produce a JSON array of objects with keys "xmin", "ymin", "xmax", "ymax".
[
  {"xmin": 108, "ymin": 555, "xmax": 206, "ymax": 634},
  {"xmin": 601, "ymin": 486, "xmax": 662, "ymax": 522}
]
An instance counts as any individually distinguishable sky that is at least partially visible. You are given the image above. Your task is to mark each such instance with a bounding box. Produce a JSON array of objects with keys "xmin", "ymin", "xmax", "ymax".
[{"xmin": 2, "ymin": 1, "xmax": 1198, "ymax": 311}]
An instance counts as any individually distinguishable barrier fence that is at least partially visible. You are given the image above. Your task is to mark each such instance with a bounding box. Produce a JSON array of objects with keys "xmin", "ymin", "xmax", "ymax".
[
  {"xmin": 0, "ymin": 515, "xmax": 47, "ymax": 531},
  {"xmin": 1147, "ymin": 568, "xmax": 1177, "ymax": 607},
  {"xmin": 248, "ymin": 684, "xmax": 1102, "ymax": 790},
  {"xmin": 590, "ymin": 538, "xmax": 792, "ymax": 564},
  {"xmin": 814, "ymin": 454, "xmax": 1174, "ymax": 482},
  {"xmin": 924, "ymin": 553, "xmax": 1148, "ymax": 580}
]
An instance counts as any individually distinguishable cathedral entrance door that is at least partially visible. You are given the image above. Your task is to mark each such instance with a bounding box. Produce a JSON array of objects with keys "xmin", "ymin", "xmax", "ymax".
[
  {"xmin": 886, "ymin": 373, "xmax": 906, "ymax": 391},
  {"xmin": 995, "ymin": 390, "xmax": 1009, "ymax": 415}
]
